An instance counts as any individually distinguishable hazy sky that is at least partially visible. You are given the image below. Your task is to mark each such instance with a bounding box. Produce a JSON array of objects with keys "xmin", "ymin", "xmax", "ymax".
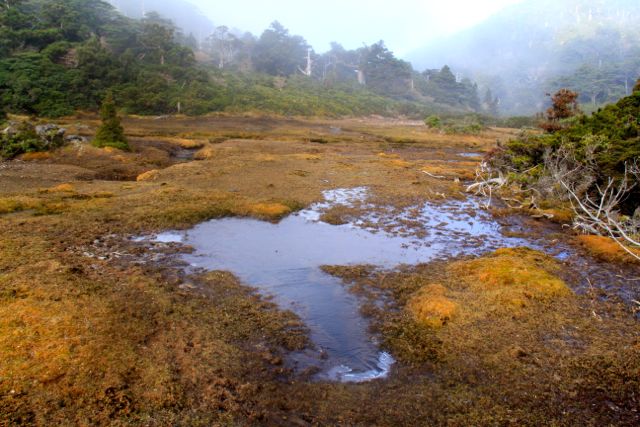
[{"xmin": 190, "ymin": 0, "xmax": 524, "ymax": 56}]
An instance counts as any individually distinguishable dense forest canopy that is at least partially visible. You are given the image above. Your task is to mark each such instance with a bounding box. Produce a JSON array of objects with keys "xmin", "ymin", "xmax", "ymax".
[{"xmin": 0, "ymin": 0, "xmax": 485, "ymax": 118}]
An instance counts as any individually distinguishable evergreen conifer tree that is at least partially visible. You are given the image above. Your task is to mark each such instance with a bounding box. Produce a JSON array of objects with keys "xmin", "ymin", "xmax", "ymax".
[{"xmin": 93, "ymin": 93, "xmax": 129, "ymax": 150}]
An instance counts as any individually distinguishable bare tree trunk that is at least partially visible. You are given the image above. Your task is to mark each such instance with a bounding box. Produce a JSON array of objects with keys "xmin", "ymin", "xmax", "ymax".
[{"xmin": 298, "ymin": 49, "xmax": 313, "ymax": 77}]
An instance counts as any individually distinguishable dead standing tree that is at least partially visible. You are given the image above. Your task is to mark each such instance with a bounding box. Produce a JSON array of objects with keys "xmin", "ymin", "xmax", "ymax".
[{"xmin": 298, "ymin": 48, "xmax": 313, "ymax": 77}]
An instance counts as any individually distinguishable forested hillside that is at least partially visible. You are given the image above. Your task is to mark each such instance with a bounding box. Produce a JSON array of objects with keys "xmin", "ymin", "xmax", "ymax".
[
  {"xmin": 409, "ymin": 0, "xmax": 640, "ymax": 115},
  {"xmin": 0, "ymin": 0, "xmax": 482, "ymax": 118}
]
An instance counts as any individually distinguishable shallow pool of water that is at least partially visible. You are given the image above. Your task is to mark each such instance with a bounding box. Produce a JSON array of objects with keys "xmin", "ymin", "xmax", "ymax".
[{"xmin": 155, "ymin": 188, "xmax": 531, "ymax": 382}]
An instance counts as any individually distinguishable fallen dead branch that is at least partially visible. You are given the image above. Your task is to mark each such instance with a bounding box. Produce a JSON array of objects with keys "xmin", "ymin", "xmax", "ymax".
[
  {"xmin": 421, "ymin": 170, "xmax": 446, "ymax": 179},
  {"xmin": 465, "ymin": 161, "xmax": 507, "ymax": 208}
]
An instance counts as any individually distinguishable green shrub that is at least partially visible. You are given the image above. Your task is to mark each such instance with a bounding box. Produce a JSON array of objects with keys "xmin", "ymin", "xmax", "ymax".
[
  {"xmin": 0, "ymin": 122, "xmax": 63, "ymax": 159},
  {"xmin": 424, "ymin": 115, "xmax": 442, "ymax": 128},
  {"xmin": 490, "ymin": 88, "xmax": 640, "ymax": 214}
]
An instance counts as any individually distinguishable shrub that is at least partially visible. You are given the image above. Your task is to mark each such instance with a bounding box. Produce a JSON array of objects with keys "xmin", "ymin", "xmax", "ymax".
[
  {"xmin": 424, "ymin": 115, "xmax": 442, "ymax": 128},
  {"xmin": 0, "ymin": 122, "xmax": 61, "ymax": 159}
]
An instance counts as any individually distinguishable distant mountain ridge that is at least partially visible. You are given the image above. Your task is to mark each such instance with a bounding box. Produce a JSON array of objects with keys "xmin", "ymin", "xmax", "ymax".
[{"xmin": 408, "ymin": 0, "xmax": 640, "ymax": 115}]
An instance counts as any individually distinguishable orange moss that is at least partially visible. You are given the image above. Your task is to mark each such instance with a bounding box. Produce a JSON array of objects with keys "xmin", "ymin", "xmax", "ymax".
[
  {"xmin": 247, "ymin": 203, "xmax": 291, "ymax": 219},
  {"xmin": 45, "ymin": 183, "xmax": 75, "ymax": 193},
  {"xmin": 194, "ymin": 147, "xmax": 216, "ymax": 160},
  {"xmin": 407, "ymin": 284, "xmax": 458, "ymax": 328},
  {"xmin": 19, "ymin": 152, "xmax": 52, "ymax": 161},
  {"xmin": 386, "ymin": 159, "xmax": 412, "ymax": 169},
  {"xmin": 137, "ymin": 170, "xmax": 160, "ymax": 182},
  {"xmin": 464, "ymin": 248, "xmax": 569, "ymax": 296},
  {"xmin": 541, "ymin": 208, "xmax": 574, "ymax": 224},
  {"xmin": 576, "ymin": 235, "xmax": 640, "ymax": 264},
  {"xmin": 449, "ymin": 248, "xmax": 570, "ymax": 315}
]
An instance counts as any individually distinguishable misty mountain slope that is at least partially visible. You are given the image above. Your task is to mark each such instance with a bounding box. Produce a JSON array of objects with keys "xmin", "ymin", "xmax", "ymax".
[
  {"xmin": 408, "ymin": 0, "xmax": 640, "ymax": 115},
  {"xmin": 107, "ymin": 0, "xmax": 213, "ymax": 40}
]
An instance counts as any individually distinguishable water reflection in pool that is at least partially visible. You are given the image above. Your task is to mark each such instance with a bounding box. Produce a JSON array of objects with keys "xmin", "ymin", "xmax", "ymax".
[{"xmin": 156, "ymin": 188, "xmax": 529, "ymax": 382}]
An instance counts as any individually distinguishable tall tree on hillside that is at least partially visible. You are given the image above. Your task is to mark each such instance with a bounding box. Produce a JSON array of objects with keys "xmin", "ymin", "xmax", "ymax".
[
  {"xmin": 138, "ymin": 12, "xmax": 175, "ymax": 65},
  {"xmin": 252, "ymin": 21, "xmax": 308, "ymax": 76},
  {"xmin": 421, "ymin": 65, "xmax": 481, "ymax": 110},
  {"xmin": 205, "ymin": 26, "xmax": 241, "ymax": 69},
  {"xmin": 463, "ymin": 79, "xmax": 481, "ymax": 111},
  {"xmin": 316, "ymin": 42, "xmax": 361, "ymax": 84},
  {"xmin": 360, "ymin": 41, "xmax": 412, "ymax": 97},
  {"xmin": 0, "ymin": 0, "xmax": 27, "ymax": 10},
  {"xmin": 483, "ymin": 89, "xmax": 500, "ymax": 116}
]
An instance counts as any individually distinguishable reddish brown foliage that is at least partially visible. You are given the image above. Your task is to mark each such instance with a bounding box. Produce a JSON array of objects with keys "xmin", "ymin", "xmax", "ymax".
[{"xmin": 540, "ymin": 89, "xmax": 581, "ymax": 133}]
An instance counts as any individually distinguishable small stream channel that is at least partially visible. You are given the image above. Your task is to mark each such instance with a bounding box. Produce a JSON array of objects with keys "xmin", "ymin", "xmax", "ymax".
[{"xmin": 149, "ymin": 188, "xmax": 540, "ymax": 382}]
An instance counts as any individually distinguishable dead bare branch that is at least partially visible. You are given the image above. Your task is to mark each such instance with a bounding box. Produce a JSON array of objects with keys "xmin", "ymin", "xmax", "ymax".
[
  {"xmin": 547, "ymin": 151, "xmax": 640, "ymax": 261},
  {"xmin": 421, "ymin": 171, "xmax": 446, "ymax": 179},
  {"xmin": 466, "ymin": 161, "xmax": 507, "ymax": 208}
]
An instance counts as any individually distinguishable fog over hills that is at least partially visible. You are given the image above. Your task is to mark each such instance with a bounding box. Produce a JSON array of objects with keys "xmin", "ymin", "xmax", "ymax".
[
  {"xmin": 107, "ymin": 0, "xmax": 214, "ymax": 40},
  {"xmin": 408, "ymin": 0, "xmax": 640, "ymax": 115}
]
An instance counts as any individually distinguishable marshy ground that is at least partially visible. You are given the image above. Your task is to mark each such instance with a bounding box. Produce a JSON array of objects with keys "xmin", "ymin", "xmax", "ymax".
[{"xmin": 1, "ymin": 114, "xmax": 638, "ymax": 425}]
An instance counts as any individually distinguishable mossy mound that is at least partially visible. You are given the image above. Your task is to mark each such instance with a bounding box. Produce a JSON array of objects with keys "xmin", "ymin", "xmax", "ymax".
[
  {"xmin": 407, "ymin": 284, "xmax": 458, "ymax": 328},
  {"xmin": 453, "ymin": 247, "xmax": 570, "ymax": 300},
  {"xmin": 404, "ymin": 248, "xmax": 571, "ymax": 328},
  {"xmin": 576, "ymin": 235, "xmax": 640, "ymax": 264},
  {"xmin": 136, "ymin": 170, "xmax": 160, "ymax": 182},
  {"xmin": 246, "ymin": 202, "xmax": 291, "ymax": 219}
]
